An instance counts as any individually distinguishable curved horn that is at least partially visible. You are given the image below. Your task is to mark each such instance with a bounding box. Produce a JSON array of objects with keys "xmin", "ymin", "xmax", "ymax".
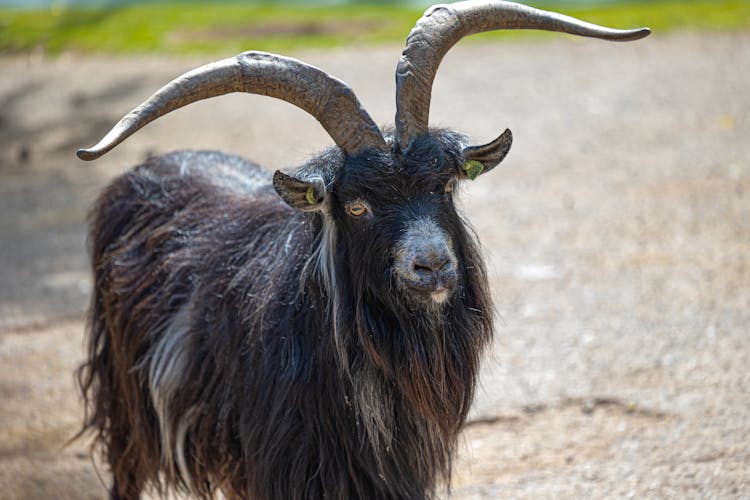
[
  {"xmin": 78, "ymin": 51, "xmax": 387, "ymax": 161},
  {"xmin": 394, "ymin": 0, "xmax": 651, "ymax": 150}
]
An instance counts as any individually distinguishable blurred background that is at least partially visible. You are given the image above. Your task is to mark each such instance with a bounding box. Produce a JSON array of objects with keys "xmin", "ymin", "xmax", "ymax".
[
  {"xmin": 0, "ymin": 1, "xmax": 748, "ymax": 498},
  {"xmin": 0, "ymin": 0, "xmax": 747, "ymax": 55}
]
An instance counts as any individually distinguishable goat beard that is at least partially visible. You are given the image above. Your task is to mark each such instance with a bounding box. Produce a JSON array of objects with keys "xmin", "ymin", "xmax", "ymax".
[{"xmin": 351, "ymin": 266, "xmax": 492, "ymax": 440}]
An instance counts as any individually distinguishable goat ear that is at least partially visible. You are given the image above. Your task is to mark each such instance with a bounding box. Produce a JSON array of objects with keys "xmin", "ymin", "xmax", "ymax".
[
  {"xmin": 273, "ymin": 171, "xmax": 327, "ymax": 212},
  {"xmin": 460, "ymin": 129, "xmax": 512, "ymax": 180}
]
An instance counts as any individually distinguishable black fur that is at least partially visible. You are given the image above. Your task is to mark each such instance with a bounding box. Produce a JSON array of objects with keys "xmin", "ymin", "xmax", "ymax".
[{"xmin": 78, "ymin": 131, "xmax": 494, "ymax": 499}]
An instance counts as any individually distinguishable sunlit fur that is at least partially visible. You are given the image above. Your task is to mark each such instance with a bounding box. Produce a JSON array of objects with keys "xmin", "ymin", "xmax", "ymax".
[{"xmin": 78, "ymin": 130, "xmax": 494, "ymax": 499}]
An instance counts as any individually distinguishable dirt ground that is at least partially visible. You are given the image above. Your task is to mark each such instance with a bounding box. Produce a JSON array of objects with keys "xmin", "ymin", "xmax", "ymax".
[{"xmin": 0, "ymin": 31, "xmax": 748, "ymax": 499}]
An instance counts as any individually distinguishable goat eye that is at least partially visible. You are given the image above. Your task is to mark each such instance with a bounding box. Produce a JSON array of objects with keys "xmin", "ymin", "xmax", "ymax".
[{"xmin": 347, "ymin": 202, "xmax": 368, "ymax": 217}]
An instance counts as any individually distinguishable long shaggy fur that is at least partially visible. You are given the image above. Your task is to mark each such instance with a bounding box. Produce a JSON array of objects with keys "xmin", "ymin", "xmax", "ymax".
[{"xmin": 78, "ymin": 134, "xmax": 493, "ymax": 499}]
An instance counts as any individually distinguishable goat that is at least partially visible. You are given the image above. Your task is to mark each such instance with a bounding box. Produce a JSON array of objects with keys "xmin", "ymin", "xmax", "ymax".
[{"xmin": 76, "ymin": 1, "xmax": 649, "ymax": 499}]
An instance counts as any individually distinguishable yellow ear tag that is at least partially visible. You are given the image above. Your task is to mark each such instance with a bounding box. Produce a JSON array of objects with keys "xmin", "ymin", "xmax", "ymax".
[
  {"xmin": 462, "ymin": 160, "xmax": 484, "ymax": 180},
  {"xmin": 305, "ymin": 185, "xmax": 317, "ymax": 205}
]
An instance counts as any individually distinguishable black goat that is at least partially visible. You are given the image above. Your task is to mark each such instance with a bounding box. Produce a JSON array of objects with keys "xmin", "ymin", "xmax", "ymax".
[{"xmin": 76, "ymin": 2, "xmax": 649, "ymax": 499}]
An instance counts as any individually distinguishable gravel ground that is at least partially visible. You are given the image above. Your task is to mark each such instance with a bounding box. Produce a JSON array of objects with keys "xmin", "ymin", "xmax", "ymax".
[{"xmin": 0, "ymin": 31, "xmax": 748, "ymax": 498}]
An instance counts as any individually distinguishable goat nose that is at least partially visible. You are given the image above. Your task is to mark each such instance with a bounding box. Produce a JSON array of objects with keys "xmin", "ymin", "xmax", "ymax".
[{"xmin": 413, "ymin": 252, "xmax": 451, "ymax": 274}]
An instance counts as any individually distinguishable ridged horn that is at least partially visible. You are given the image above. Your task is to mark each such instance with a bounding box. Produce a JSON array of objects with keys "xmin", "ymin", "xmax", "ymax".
[
  {"xmin": 78, "ymin": 51, "xmax": 387, "ymax": 161},
  {"xmin": 394, "ymin": 0, "xmax": 651, "ymax": 150}
]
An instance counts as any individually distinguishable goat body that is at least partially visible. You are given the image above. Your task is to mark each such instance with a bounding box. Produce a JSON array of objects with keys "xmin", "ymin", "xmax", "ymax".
[{"xmin": 82, "ymin": 143, "xmax": 492, "ymax": 499}]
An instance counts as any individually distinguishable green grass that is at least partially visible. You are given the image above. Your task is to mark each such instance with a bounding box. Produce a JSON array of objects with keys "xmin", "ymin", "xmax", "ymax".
[
  {"xmin": 549, "ymin": 0, "xmax": 749, "ymax": 35},
  {"xmin": 0, "ymin": 0, "xmax": 747, "ymax": 56}
]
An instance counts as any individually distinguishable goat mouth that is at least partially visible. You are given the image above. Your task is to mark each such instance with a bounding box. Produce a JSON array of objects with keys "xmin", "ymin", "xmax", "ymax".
[
  {"xmin": 430, "ymin": 287, "xmax": 450, "ymax": 304},
  {"xmin": 399, "ymin": 275, "xmax": 456, "ymax": 302}
]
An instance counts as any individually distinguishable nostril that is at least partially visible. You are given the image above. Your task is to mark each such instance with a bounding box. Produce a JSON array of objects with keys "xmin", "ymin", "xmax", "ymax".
[
  {"xmin": 413, "ymin": 255, "xmax": 451, "ymax": 274},
  {"xmin": 414, "ymin": 263, "xmax": 434, "ymax": 273}
]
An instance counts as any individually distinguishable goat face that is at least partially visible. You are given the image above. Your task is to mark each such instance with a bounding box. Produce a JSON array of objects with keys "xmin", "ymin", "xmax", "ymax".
[
  {"xmin": 340, "ymin": 136, "xmax": 461, "ymax": 309},
  {"xmin": 273, "ymin": 130, "xmax": 511, "ymax": 311}
]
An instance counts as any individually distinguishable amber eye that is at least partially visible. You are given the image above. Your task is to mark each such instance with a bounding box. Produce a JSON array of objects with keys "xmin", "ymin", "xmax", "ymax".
[
  {"xmin": 347, "ymin": 202, "xmax": 368, "ymax": 217},
  {"xmin": 445, "ymin": 181, "xmax": 454, "ymax": 194}
]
